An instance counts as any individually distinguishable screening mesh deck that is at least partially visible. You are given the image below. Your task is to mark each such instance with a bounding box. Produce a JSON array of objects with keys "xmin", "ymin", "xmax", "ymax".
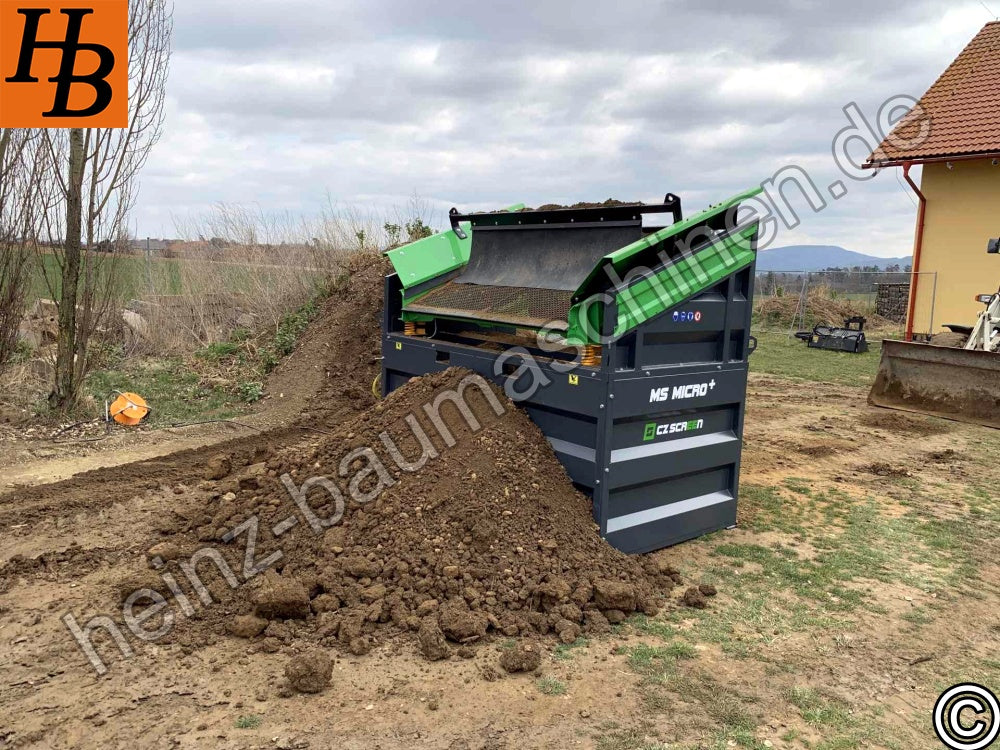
[{"xmin": 405, "ymin": 281, "xmax": 573, "ymax": 329}]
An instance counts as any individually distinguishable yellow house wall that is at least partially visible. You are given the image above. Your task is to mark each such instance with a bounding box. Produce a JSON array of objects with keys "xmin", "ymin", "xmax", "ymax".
[{"xmin": 911, "ymin": 158, "xmax": 1000, "ymax": 335}]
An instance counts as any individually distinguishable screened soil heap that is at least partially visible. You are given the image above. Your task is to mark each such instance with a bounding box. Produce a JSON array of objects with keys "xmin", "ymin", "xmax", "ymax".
[{"xmin": 137, "ymin": 368, "xmax": 684, "ymax": 660}]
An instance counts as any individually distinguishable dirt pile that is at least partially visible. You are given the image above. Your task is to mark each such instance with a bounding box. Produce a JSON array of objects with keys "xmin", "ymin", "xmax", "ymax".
[
  {"xmin": 143, "ymin": 368, "xmax": 682, "ymax": 660},
  {"xmin": 264, "ymin": 249, "xmax": 389, "ymax": 428}
]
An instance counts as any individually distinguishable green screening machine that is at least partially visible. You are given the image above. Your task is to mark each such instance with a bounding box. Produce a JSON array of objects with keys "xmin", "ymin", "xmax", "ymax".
[{"xmin": 382, "ymin": 188, "xmax": 762, "ymax": 554}]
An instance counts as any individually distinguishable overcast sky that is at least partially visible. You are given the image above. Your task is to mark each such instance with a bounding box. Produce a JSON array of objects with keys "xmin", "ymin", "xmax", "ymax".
[{"xmin": 135, "ymin": 1, "xmax": 995, "ymax": 257}]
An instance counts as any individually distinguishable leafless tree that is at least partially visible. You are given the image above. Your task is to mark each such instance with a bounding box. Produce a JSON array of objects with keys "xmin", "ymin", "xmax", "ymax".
[
  {"xmin": 41, "ymin": 0, "xmax": 173, "ymax": 410},
  {"xmin": 0, "ymin": 128, "xmax": 49, "ymax": 368}
]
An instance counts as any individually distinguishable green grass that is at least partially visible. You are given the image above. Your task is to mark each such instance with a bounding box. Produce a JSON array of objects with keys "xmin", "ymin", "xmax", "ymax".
[
  {"xmin": 626, "ymin": 643, "xmax": 696, "ymax": 675},
  {"xmin": 655, "ymin": 668, "xmax": 762, "ymax": 748},
  {"xmin": 234, "ymin": 714, "xmax": 262, "ymax": 729},
  {"xmin": 615, "ymin": 470, "xmax": 993, "ymax": 745},
  {"xmin": 75, "ymin": 293, "xmax": 326, "ymax": 424},
  {"xmin": 749, "ymin": 330, "xmax": 881, "ymax": 387},
  {"xmin": 537, "ymin": 676, "xmax": 568, "ymax": 696},
  {"xmin": 32, "ymin": 252, "xmax": 189, "ymax": 302},
  {"xmin": 628, "ymin": 615, "xmax": 678, "ymax": 641},
  {"xmin": 729, "ymin": 484, "xmax": 977, "ymax": 596},
  {"xmin": 595, "ymin": 722, "xmax": 670, "ymax": 750},
  {"xmin": 553, "ymin": 638, "xmax": 589, "ymax": 660},
  {"xmin": 86, "ymin": 358, "xmax": 247, "ymax": 427},
  {"xmin": 785, "ymin": 687, "xmax": 900, "ymax": 750}
]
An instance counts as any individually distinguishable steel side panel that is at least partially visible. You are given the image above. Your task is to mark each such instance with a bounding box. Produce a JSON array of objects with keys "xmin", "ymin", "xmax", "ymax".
[
  {"xmin": 605, "ymin": 467, "xmax": 733, "ymax": 519},
  {"xmin": 611, "ymin": 368, "xmax": 748, "ymax": 420},
  {"xmin": 383, "ymin": 335, "xmax": 608, "ymax": 419},
  {"xmin": 605, "ymin": 499, "xmax": 737, "ymax": 554},
  {"xmin": 607, "ymin": 436, "xmax": 741, "ymax": 491}
]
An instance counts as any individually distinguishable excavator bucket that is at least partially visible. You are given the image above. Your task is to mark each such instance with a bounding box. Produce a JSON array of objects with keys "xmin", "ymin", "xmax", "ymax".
[{"xmin": 869, "ymin": 340, "xmax": 1000, "ymax": 429}]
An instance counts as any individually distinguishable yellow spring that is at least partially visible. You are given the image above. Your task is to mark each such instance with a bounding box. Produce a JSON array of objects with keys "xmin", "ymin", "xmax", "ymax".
[
  {"xmin": 580, "ymin": 344, "xmax": 601, "ymax": 368},
  {"xmin": 404, "ymin": 322, "xmax": 426, "ymax": 336}
]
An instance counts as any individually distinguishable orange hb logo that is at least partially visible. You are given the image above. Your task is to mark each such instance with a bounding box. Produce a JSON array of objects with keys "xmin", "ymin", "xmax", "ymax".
[{"xmin": 0, "ymin": 0, "xmax": 127, "ymax": 127}]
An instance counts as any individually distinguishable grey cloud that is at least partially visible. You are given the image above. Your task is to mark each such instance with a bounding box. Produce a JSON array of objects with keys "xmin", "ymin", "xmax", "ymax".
[{"xmin": 135, "ymin": 0, "xmax": 991, "ymax": 256}]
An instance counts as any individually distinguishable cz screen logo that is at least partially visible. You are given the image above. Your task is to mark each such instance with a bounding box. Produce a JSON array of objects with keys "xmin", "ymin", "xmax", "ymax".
[
  {"xmin": 643, "ymin": 419, "xmax": 705, "ymax": 442},
  {"xmin": 0, "ymin": 0, "xmax": 128, "ymax": 127}
]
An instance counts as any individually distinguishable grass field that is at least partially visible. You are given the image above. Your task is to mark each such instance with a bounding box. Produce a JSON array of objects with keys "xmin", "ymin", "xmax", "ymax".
[
  {"xmin": 749, "ymin": 330, "xmax": 884, "ymax": 388},
  {"xmin": 30, "ymin": 252, "xmax": 186, "ymax": 302},
  {"xmin": 29, "ymin": 252, "xmax": 326, "ymax": 303}
]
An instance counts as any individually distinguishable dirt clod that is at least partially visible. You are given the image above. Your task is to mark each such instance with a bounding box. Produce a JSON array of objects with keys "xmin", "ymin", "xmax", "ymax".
[
  {"xmin": 203, "ymin": 455, "xmax": 232, "ymax": 481},
  {"xmin": 682, "ymin": 587, "xmax": 708, "ymax": 609},
  {"xmin": 418, "ymin": 617, "xmax": 450, "ymax": 661},
  {"xmin": 499, "ymin": 643, "xmax": 542, "ymax": 673},
  {"xmin": 285, "ymin": 650, "xmax": 333, "ymax": 694},
  {"xmin": 146, "ymin": 541, "xmax": 183, "ymax": 562},
  {"xmin": 603, "ymin": 609, "xmax": 627, "ymax": 624},
  {"xmin": 227, "ymin": 614, "xmax": 268, "ymax": 638},
  {"xmin": 927, "ymin": 449, "xmax": 961, "ymax": 462},
  {"xmin": 555, "ymin": 619, "xmax": 581, "ymax": 644},
  {"xmin": 584, "ymin": 610, "xmax": 611, "ymax": 634},
  {"xmin": 253, "ymin": 571, "xmax": 311, "ymax": 620},
  {"xmin": 439, "ymin": 599, "xmax": 489, "ymax": 643},
  {"xmin": 698, "ymin": 583, "xmax": 718, "ymax": 597},
  {"xmin": 862, "ymin": 462, "xmax": 911, "ymax": 478},
  {"xmin": 593, "ymin": 580, "xmax": 637, "ymax": 611}
]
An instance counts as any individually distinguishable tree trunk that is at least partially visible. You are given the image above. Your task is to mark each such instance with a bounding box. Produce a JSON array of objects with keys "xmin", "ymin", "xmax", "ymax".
[{"xmin": 49, "ymin": 128, "xmax": 85, "ymax": 411}]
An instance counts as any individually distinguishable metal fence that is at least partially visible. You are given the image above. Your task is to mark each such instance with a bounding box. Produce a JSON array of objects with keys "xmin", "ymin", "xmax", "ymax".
[{"xmin": 753, "ymin": 270, "xmax": 939, "ymax": 340}]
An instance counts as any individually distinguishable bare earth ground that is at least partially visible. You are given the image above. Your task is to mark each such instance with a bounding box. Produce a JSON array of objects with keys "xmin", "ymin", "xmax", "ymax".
[{"xmin": 1, "ymin": 369, "xmax": 999, "ymax": 750}]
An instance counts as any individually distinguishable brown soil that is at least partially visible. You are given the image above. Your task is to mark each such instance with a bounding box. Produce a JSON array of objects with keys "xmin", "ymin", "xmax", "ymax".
[
  {"xmin": 530, "ymin": 199, "xmax": 643, "ymax": 211},
  {"xmin": 284, "ymin": 651, "xmax": 333, "ymax": 694},
  {"xmin": 0, "ymin": 370, "xmax": 994, "ymax": 749},
  {"xmin": 264, "ymin": 250, "xmax": 389, "ymax": 430},
  {"xmin": 926, "ymin": 448, "xmax": 963, "ymax": 462},
  {"xmin": 860, "ymin": 462, "xmax": 911, "ymax": 478},
  {"xmin": 857, "ymin": 409, "xmax": 953, "ymax": 437},
  {"xmin": 133, "ymin": 369, "xmax": 677, "ymax": 661},
  {"xmin": 795, "ymin": 442, "xmax": 839, "ymax": 458}
]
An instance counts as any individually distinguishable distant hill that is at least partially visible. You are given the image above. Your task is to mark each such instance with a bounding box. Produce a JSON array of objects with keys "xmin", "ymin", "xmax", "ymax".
[{"xmin": 756, "ymin": 245, "xmax": 911, "ymax": 273}]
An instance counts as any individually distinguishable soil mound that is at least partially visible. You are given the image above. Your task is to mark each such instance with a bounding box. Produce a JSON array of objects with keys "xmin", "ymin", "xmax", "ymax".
[
  {"xmin": 142, "ymin": 368, "xmax": 679, "ymax": 659},
  {"xmin": 263, "ymin": 249, "xmax": 389, "ymax": 428}
]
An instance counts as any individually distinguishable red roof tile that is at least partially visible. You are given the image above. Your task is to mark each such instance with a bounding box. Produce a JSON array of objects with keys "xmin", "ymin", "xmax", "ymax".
[{"xmin": 866, "ymin": 22, "xmax": 1000, "ymax": 166}]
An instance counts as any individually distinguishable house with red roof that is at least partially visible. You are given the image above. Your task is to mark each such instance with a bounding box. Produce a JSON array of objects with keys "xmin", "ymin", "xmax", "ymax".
[{"xmin": 866, "ymin": 21, "xmax": 1000, "ymax": 338}]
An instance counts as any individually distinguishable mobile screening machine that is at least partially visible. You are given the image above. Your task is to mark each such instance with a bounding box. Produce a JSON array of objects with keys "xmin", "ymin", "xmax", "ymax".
[{"xmin": 381, "ymin": 189, "xmax": 762, "ymax": 553}]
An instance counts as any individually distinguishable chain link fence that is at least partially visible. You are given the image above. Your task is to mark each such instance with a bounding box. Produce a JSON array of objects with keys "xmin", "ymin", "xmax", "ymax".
[{"xmin": 754, "ymin": 270, "xmax": 939, "ymax": 341}]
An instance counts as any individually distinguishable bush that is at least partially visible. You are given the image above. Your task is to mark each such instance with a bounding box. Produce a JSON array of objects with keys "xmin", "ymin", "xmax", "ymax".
[{"xmin": 237, "ymin": 381, "xmax": 264, "ymax": 403}]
